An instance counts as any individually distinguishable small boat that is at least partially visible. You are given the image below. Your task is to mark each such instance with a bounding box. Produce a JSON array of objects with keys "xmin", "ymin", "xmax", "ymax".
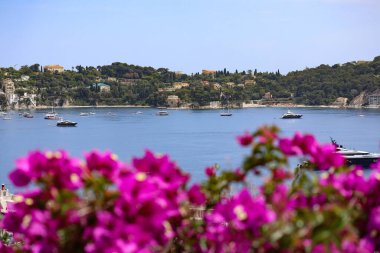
[
  {"xmin": 80, "ymin": 112, "xmax": 90, "ymax": 116},
  {"xmin": 220, "ymin": 112, "xmax": 232, "ymax": 116},
  {"xmin": 45, "ymin": 107, "xmax": 59, "ymax": 120},
  {"xmin": 57, "ymin": 118, "xmax": 77, "ymax": 127},
  {"xmin": 45, "ymin": 113, "xmax": 59, "ymax": 120},
  {"xmin": 332, "ymin": 139, "xmax": 380, "ymax": 168},
  {"xmin": 2, "ymin": 116, "xmax": 11, "ymax": 120},
  {"xmin": 0, "ymin": 112, "xmax": 7, "ymax": 116},
  {"xmin": 156, "ymin": 111, "xmax": 169, "ymax": 116},
  {"xmin": 135, "ymin": 111, "xmax": 143, "ymax": 115},
  {"xmin": 89, "ymin": 112, "xmax": 96, "ymax": 115},
  {"xmin": 281, "ymin": 110, "xmax": 302, "ymax": 119},
  {"xmin": 23, "ymin": 112, "xmax": 34, "ymax": 118},
  {"xmin": 220, "ymin": 92, "xmax": 232, "ymax": 116}
]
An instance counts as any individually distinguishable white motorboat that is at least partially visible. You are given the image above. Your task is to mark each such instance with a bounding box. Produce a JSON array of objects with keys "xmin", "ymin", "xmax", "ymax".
[
  {"xmin": 281, "ymin": 110, "xmax": 302, "ymax": 119},
  {"xmin": 156, "ymin": 111, "xmax": 169, "ymax": 116},
  {"xmin": 45, "ymin": 107, "xmax": 59, "ymax": 120}
]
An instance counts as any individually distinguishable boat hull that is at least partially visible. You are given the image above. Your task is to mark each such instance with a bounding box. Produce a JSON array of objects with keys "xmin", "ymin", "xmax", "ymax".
[
  {"xmin": 345, "ymin": 156, "xmax": 379, "ymax": 168},
  {"xmin": 281, "ymin": 115, "xmax": 302, "ymax": 119},
  {"xmin": 57, "ymin": 122, "xmax": 77, "ymax": 127}
]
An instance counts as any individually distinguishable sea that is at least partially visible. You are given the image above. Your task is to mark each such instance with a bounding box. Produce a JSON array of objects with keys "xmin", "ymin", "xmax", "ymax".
[{"xmin": 1, "ymin": 107, "xmax": 380, "ymax": 191}]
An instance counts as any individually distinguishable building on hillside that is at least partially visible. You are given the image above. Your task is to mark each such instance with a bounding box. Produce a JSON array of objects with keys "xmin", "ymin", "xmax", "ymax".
[
  {"xmin": 95, "ymin": 77, "xmax": 104, "ymax": 83},
  {"xmin": 202, "ymin": 69, "xmax": 216, "ymax": 75},
  {"xmin": 92, "ymin": 83, "xmax": 111, "ymax": 93},
  {"xmin": 107, "ymin": 77, "xmax": 117, "ymax": 82},
  {"xmin": 2, "ymin": 78, "xmax": 15, "ymax": 95},
  {"xmin": 174, "ymin": 71, "xmax": 184, "ymax": 76},
  {"xmin": 263, "ymin": 92, "xmax": 272, "ymax": 99},
  {"xmin": 44, "ymin": 65, "xmax": 64, "ymax": 73},
  {"xmin": 173, "ymin": 82, "xmax": 189, "ymax": 89},
  {"xmin": 119, "ymin": 79, "xmax": 138, "ymax": 86},
  {"xmin": 226, "ymin": 82, "xmax": 235, "ymax": 87},
  {"xmin": 158, "ymin": 87, "xmax": 176, "ymax": 92},
  {"xmin": 167, "ymin": 95, "xmax": 180, "ymax": 107},
  {"xmin": 209, "ymin": 101, "xmax": 221, "ymax": 108},
  {"xmin": 356, "ymin": 61, "xmax": 370, "ymax": 65},
  {"xmin": 213, "ymin": 83, "xmax": 221, "ymax": 90},
  {"xmin": 7, "ymin": 93, "xmax": 19, "ymax": 105},
  {"xmin": 15, "ymin": 75, "xmax": 30, "ymax": 82},
  {"xmin": 368, "ymin": 95, "xmax": 380, "ymax": 106},
  {"xmin": 19, "ymin": 93, "xmax": 37, "ymax": 107},
  {"xmin": 244, "ymin": 80, "xmax": 256, "ymax": 85},
  {"xmin": 201, "ymin": 81, "xmax": 209, "ymax": 86}
]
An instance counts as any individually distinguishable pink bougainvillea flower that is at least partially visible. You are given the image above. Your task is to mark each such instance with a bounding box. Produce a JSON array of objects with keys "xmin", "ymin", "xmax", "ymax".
[
  {"xmin": 9, "ymin": 167, "xmax": 31, "ymax": 187},
  {"xmin": 188, "ymin": 184, "xmax": 206, "ymax": 206},
  {"xmin": 236, "ymin": 131, "xmax": 253, "ymax": 146},
  {"xmin": 85, "ymin": 150, "xmax": 122, "ymax": 181},
  {"xmin": 205, "ymin": 166, "xmax": 216, "ymax": 177}
]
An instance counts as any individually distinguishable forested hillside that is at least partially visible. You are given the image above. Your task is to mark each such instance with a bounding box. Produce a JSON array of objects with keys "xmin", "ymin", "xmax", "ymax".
[{"xmin": 0, "ymin": 56, "xmax": 379, "ymax": 107}]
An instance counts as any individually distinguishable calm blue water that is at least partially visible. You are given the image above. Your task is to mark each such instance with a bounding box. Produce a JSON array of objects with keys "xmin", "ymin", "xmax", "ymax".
[{"xmin": 1, "ymin": 107, "xmax": 380, "ymax": 191}]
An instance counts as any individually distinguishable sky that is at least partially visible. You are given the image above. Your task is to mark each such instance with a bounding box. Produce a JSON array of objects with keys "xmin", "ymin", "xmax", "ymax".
[{"xmin": 0, "ymin": 0, "xmax": 379, "ymax": 74}]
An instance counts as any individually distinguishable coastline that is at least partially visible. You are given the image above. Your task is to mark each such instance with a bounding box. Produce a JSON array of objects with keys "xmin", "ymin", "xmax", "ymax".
[{"xmin": 23, "ymin": 104, "xmax": 380, "ymax": 110}]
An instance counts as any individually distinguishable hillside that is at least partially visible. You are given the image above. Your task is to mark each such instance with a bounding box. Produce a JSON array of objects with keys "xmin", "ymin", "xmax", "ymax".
[{"xmin": 0, "ymin": 56, "xmax": 379, "ymax": 109}]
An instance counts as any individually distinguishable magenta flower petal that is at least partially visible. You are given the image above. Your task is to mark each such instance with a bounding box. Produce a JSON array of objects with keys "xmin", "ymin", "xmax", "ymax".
[
  {"xmin": 9, "ymin": 168, "xmax": 31, "ymax": 186},
  {"xmin": 236, "ymin": 132, "xmax": 253, "ymax": 146}
]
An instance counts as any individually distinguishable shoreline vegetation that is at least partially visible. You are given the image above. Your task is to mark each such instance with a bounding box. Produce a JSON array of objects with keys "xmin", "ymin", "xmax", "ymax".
[
  {"xmin": 27, "ymin": 104, "xmax": 380, "ymax": 110},
  {"xmin": 1, "ymin": 56, "xmax": 380, "ymax": 110}
]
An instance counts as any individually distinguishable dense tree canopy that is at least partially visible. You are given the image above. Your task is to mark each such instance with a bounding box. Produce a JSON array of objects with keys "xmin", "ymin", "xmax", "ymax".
[{"xmin": 0, "ymin": 56, "xmax": 379, "ymax": 107}]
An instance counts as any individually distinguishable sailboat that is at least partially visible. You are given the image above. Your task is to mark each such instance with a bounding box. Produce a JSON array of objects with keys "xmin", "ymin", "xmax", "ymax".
[
  {"xmin": 220, "ymin": 92, "xmax": 232, "ymax": 116},
  {"xmin": 44, "ymin": 106, "xmax": 59, "ymax": 120}
]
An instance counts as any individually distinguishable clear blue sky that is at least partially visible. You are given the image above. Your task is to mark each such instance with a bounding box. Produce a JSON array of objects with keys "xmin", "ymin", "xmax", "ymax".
[{"xmin": 0, "ymin": 0, "xmax": 379, "ymax": 74}]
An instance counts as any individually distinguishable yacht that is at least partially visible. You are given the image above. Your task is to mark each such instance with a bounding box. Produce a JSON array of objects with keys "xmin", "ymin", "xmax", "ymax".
[
  {"xmin": 156, "ymin": 111, "xmax": 169, "ymax": 116},
  {"xmin": 281, "ymin": 110, "xmax": 302, "ymax": 119},
  {"xmin": 332, "ymin": 139, "xmax": 379, "ymax": 168},
  {"xmin": 57, "ymin": 118, "xmax": 77, "ymax": 127}
]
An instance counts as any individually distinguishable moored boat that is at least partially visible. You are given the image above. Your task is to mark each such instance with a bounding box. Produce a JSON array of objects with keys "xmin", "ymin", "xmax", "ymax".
[
  {"xmin": 45, "ymin": 107, "xmax": 59, "ymax": 120},
  {"xmin": 332, "ymin": 139, "xmax": 380, "ymax": 168},
  {"xmin": 23, "ymin": 112, "xmax": 34, "ymax": 118},
  {"xmin": 220, "ymin": 112, "xmax": 232, "ymax": 116},
  {"xmin": 80, "ymin": 112, "xmax": 90, "ymax": 116},
  {"xmin": 281, "ymin": 110, "xmax": 302, "ymax": 119},
  {"xmin": 57, "ymin": 118, "xmax": 77, "ymax": 127},
  {"xmin": 156, "ymin": 111, "xmax": 169, "ymax": 116}
]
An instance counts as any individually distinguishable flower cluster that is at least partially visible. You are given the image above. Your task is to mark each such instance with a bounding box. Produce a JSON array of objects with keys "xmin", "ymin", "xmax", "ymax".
[
  {"xmin": 1, "ymin": 126, "xmax": 380, "ymax": 252},
  {"xmin": 84, "ymin": 151, "xmax": 194, "ymax": 253},
  {"xmin": 203, "ymin": 189, "xmax": 275, "ymax": 252},
  {"xmin": 279, "ymin": 132, "xmax": 345, "ymax": 170}
]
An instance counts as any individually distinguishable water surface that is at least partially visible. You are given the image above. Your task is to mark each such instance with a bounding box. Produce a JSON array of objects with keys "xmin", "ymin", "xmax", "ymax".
[{"xmin": 1, "ymin": 107, "xmax": 379, "ymax": 191}]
